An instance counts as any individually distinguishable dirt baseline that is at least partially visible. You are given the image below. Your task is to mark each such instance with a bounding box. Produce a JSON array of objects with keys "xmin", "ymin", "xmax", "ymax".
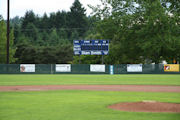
[
  {"xmin": 108, "ymin": 101, "xmax": 180, "ymax": 113},
  {"xmin": 0, "ymin": 85, "xmax": 180, "ymax": 92}
]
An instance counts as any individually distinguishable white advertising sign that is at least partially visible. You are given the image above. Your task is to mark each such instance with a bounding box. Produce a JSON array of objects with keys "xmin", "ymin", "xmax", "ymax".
[
  {"xmin": 127, "ymin": 64, "xmax": 142, "ymax": 72},
  {"xmin": 56, "ymin": 64, "xmax": 71, "ymax": 72},
  {"xmin": 20, "ymin": 64, "xmax": 35, "ymax": 72},
  {"xmin": 90, "ymin": 65, "xmax": 105, "ymax": 72}
]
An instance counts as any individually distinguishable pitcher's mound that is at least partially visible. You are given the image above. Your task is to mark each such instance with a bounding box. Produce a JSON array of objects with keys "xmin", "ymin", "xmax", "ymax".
[{"xmin": 108, "ymin": 101, "xmax": 180, "ymax": 113}]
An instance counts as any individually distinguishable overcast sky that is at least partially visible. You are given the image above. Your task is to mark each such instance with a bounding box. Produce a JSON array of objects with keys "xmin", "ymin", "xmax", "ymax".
[{"xmin": 0, "ymin": 0, "xmax": 101, "ymax": 19}]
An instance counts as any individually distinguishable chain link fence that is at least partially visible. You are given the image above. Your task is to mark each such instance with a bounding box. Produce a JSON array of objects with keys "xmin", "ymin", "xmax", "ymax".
[{"xmin": 0, "ymin": 64, "xmax": 179, "ymax": 74}]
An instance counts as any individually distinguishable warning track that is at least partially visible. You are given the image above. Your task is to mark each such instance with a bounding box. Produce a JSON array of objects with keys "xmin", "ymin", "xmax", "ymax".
[{"xmin": 0, "ymin": 85, "xmax": 180, "ymax": 92}]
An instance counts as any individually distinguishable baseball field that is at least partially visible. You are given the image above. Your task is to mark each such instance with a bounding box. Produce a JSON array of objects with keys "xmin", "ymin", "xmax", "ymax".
[{"xmin": 0, "ymin": 74, "xmax": 180, "ymax": 120}]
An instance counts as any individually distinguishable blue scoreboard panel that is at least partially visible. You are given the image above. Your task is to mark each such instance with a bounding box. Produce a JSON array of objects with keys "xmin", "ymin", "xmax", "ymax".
[{"xmin": 73, "ymin": 40, "xmax": 109, "ymax": 55}]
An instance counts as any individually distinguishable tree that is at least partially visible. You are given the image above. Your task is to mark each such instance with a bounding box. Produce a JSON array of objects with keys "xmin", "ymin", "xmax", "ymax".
[
  {"xmin": 13, "ymin": 23, "xmax": 21, "ymax": 45},
  {"xmin": 0, "ymin": 17, "xmax": 16, "ymax": 63},
  {"xmin": 14, "ymin": 43, "xmax": 37, "ymax": 63},
  {"xmin": 55, "ymin": 11, "xmax": 67, "ymax": 29},
  {"xmin": 35, "ymin": 46, "xmax": 57, "ymax": 64},
  {"xmin": 15, "ymin": 44, "xmax": 73, "ymax": 64},
  {"xmin": 40, "ymin": 13, "xmax": 49, "ymax": 29},
  {"xmin": 9, "ymin": 29, "xmax": 17, "ymax": 63},
  {"xmin": 48, "ymin": 29, "xmax": 59, "ymax": 46},
  {"xmin": 90, "ymin": 0, "xmax": 180, "ymax": 64},
  {"xmin": 56, "ymin": 44, "xmax": 73, "ymax": 63},
  {"xmin": 161, "ymin": 0, "xmax": 180, "ymax": 15},
  {"xmin": 15, "ymin": 34, "xmax": 28, "ymax": 45},
  {"xmin": 57, "ymin": 28, "xmax": 68, "ymax": 40},
  {"xmin": 22, "ymin": 11, "xmax": 37, "ymax": 29},
  {"xmin": 49, "ymin": 12, "xmax": 56, "ymax": 28},
  {"xmin": 40, "ymin": 30, "xmax": 49, "ymax": 46},
  {"xmin": 24, "ymin": 23, "xmax": 42, "ymax": 45},
  {"xmin": 69, "ymin": 0, "xmax": 88, "ymax": 37},
  {"xmin": 90, "ymin": 0, "xmax": 143, "ymax": 63},
  {"xmin": 10, "ymin": 16, "xmax": 22, "ymax": 27},
  {"xmin": 136, "ymin": 0, "xmax": 180, "ymax": 63},
  {"xmin": 10, "ymin": 6, "xmax": 95, "ymax": 64},
  {"xmin": 70, "ymin": 30, "xmax": 79, "ymax": 42},
  {"xmin": 0, "ymin": 18, "xmax": 7, "ymax": 63}
]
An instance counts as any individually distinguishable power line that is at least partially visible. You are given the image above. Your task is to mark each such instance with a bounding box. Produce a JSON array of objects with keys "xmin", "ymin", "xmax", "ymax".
[{"xmin": 13, "ymin": 27, "xmax": 94, "ymax": 31}]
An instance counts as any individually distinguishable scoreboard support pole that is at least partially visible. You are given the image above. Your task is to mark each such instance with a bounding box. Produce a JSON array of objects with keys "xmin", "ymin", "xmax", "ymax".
[
  {"xmin": 79, "ymin": 55, "xmax": 81, "ymax": 64},
  {"xmin": 101, "ymin": 55, "xmax": 104, "ymax": 64}
]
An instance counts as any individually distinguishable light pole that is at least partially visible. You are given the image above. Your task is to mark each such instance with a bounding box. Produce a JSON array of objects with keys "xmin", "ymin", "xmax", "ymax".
[{"xmin": 6, "ymin": 0, "xmax": 10, "ymax": 64}]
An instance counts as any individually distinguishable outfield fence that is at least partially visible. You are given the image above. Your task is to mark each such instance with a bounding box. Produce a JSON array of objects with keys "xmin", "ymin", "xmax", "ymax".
[{"xmin": 0, "ymin": 64, "xmax": 179, "ymax": 74}]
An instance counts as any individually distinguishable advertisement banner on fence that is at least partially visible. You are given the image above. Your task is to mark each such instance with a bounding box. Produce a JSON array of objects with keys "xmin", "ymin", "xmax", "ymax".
[
  {"xmin": 20, "ymin": 64, "xmax": 35, "ymax": 72},
  {"xmin": 164, "ymin": 64, "xmax": 179, "ymax": 72},
  {"xmin": 56, "ymin": 64, "xmax": 71, "ymax": 72},
  {"xmin": 90, "ymin": 65, "xmax": 105, "ymax": 72},
  {"xmin": 127, "ymin": 64, "xmax": 142, "ymax": 72}
]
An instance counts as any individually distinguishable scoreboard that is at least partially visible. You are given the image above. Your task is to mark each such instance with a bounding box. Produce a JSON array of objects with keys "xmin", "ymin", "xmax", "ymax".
[{"xmin": 73, "ymin": 40, "xmax": 109, "ymax": 55}]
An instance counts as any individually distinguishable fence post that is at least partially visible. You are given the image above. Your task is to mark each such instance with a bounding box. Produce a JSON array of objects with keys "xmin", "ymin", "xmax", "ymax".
[
  {"xmin": 109, "ymin": 65, "xmax": 114, "ymax": 75},
  {"xmin": 51, "ymin": 64, "xmax": 53, "ymax": 74}
]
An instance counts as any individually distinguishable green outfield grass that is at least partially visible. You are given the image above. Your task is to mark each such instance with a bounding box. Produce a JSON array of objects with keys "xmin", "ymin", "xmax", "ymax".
[
  {"xmin": 0, "ymin": 75, "xmax": 180, "ymax": 120},
  {"xmin": 0, "ymin": 74, "xmax": 180, "ymax": 86},
  {"xmin": 0, "ymin": 90, "xmax": 180, "ymax": 120}
]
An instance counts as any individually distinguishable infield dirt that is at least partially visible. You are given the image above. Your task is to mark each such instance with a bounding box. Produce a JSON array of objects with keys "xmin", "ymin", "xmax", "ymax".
[
  {"xmin": 0, "ymin": 85, "xmax": 180, "ymax": 92},
  {"xmin": 108, "ymin": 101, "xmax": 180, "ymax": 113}
]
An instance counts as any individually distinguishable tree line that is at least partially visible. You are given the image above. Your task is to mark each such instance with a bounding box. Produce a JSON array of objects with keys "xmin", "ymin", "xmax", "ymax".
[
  {"xmin": 1, "ymin": 0, "xmax": 92, "ymax": 64},
  {"xmin": 0, "ymin": 0, "xmax": 179, "ymax": 64}
]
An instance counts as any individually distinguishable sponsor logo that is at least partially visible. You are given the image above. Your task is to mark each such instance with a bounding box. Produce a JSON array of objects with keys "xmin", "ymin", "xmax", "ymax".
[
  {"xmin": 164, "ymin": 64, "xmax": 179, "ymax": 72},
  {"xmin": 164, "ymin": 65, "xmax": 170, "ymax": 70}
]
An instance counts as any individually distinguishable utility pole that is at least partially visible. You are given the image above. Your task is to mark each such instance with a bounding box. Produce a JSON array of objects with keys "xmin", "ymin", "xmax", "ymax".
[{"xmin": 6, "ymin": 0, "xmax": 10, "ymax": 64}]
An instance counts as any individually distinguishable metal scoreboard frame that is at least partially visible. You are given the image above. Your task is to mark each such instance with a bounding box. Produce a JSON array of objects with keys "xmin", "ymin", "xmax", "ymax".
[{"xmin": 73, "ymin": 40, "xmax": 109, "ymax": 55}]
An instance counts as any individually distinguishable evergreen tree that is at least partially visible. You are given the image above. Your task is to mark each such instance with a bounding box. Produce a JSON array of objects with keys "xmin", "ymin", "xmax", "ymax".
[
  {"xmin": 15, "ymin": 44, "xmax": 37, "ymax": 63},
  {"xmin": 40, "ymin": 13, "xmax": 49, "ymax": 29},
  {"xmin": 58, "ymin": 28, "xmax": 67, "ymax": 39},
  {"xmin": 40, "ymin": 30, "xmax": 49, "ymax": 46},
  {"xmin": 70, "ymin": 30, "xmax": 79, "ymax": 43},
  {"xmin": 25, "ymin": 23, "xmax": 41, "ymax": 44},
  {"xmin": 69, "ymin": 0, "xmax": 88, "ymax": 37},
  {"xmin": 55, "ymin": 11, "xmax": 67, "ymax": 29},
  {"xmin": 48, "ymin": 29, "xmax": 59, "ymax": 46},
  {"xmin": 56, "ymin": 44, "xmax": 73, "ymax": 63},
  {"xmin": 13, "ymin": 24, "xmax": 21, "ymax": 45},
  {"xmin": 49, "ymin": 13, "xmax": 56, "ymax": 28},
  {"xmin": 9, "ymin": 5, "xmax": 94, "ymax": 64},
  {"xmin": 22, "ymin": 11, "xmax": 37, "ymax": 29}
]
